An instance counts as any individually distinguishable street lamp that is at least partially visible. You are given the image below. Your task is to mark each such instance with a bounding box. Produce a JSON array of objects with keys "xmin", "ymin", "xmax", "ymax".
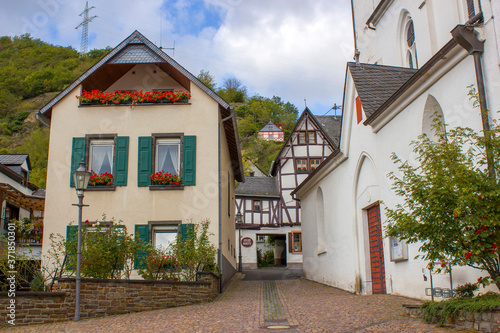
[
  {"xmin": 236, "ymin": 213, "xmax": 243, "ymax": 272},
  {"xmin": 72, "ymin": 160, "xmax": 91, "ymax": 321}
]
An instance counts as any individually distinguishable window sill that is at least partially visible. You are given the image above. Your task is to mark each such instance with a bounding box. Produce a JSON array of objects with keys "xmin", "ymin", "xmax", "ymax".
[
  {"xmin": 86, "ymin": 185, "xmax": 116, "ymax": 191},
  {"xmin": 149, "ymin": 185, "xmax": 184, "ymax": 191},
  {"xmin": 296, "ymin": 170, "xmax": 309, "ymax": 174},
  {"xmin": 291, "ymin": 251, "xmax": 303, "ymax": 254}
]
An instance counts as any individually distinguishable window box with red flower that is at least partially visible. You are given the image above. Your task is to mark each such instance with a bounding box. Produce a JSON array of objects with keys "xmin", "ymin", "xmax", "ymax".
[
  {"xmin": 77, "ymin": 89, "xmax": 191, "ymax": 106},
  {"xmin": 86, "ymin": 171, "xmax": 116, "ymax": 191},
  {"xmin": 149, "ymin": 171, "xmax": 184, "ymax": 190}
]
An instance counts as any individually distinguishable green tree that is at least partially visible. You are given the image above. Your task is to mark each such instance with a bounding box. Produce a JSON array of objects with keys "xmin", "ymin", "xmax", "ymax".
[
  {"xmin": 217, "ymin": 76, "xmax": 247, "ymax": 103},
  {"xmin": 385, "ymin": 119, "xmax": 500, "ymax": 290},
  {"xmin": 196, "ymin": 69, "xmax": 217, "ymax": 91},
  {"xmin": 235, "ymin": 94, "xmax": 298, "ymax": 174}
]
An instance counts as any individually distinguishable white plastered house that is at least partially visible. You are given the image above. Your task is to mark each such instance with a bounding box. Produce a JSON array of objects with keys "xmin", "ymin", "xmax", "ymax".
[{"xmin": 37, "ymin": 31, "xmax": 244, "ymax": 286}]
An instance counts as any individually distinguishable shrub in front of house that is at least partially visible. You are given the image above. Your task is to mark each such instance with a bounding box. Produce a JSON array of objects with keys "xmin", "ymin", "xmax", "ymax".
[
  {"xmin": 138, "ymin": 219, "xmax": 217, "ymax": 281},
  {"xmin": 65, "ymin": 217, "xmax": 147, "ymax": 279}
]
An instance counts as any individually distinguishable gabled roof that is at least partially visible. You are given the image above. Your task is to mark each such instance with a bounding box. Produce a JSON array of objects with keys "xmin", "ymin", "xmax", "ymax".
[
  {"xmin": 348, "ymin": 62, "xmax": 416, "ymax": 118},
  {"xmin": 235, "ymin": 176, "xmax": 279, "ymax": 198},
  {"xmin": 270, "ymin": 107, "xmax": 339, "ymax": 176},
  {"xmin": 0, "ymin": 154, "xmax": 30, "ymax": 169},
  {"xmin": 259, "ymin": 122, "xmax": 283, "ymax": 132},
  {"xmin": 37, "ymin": 30, "xmax": 230, "ymax": 120}
]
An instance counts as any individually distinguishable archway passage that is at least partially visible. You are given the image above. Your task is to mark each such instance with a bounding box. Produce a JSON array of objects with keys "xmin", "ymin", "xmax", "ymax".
[
  {"xmin": 256, "ymin": 234, "xmax": 287, "ymax": 268},
  {"xmin": 367, "ymin": 205, "xmax": 386, "ymax": 294}
]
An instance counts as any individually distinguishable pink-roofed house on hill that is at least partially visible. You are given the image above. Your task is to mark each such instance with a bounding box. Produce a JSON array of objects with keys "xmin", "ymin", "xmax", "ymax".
[{"xmin": 258, "ymin": 122, "xmax": 284, "ymax": 142}]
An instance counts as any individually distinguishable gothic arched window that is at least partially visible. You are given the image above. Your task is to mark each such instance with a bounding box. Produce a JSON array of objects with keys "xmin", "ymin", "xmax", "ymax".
[{"xmin": 399, "ymin": 11, "xmax": 418, "ymax": 69}]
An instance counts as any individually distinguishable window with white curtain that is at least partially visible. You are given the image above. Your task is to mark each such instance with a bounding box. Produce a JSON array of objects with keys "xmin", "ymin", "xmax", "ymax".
[
  {"xmin": 89, "ymin": 139, "xmax": 114, "ymax": 174},
  {"xmin": 155, "ymin": 138, "xmax": 181, "ymax": 175}
]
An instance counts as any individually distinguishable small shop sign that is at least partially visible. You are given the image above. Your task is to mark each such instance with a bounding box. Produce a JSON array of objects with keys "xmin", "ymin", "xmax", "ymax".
[{"xmin": 241, "ymin": 237, "xmax": 253, "ymax": 247}]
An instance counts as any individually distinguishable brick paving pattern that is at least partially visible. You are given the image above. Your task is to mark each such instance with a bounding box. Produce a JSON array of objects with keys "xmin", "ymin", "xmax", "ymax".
[{"xmin": 4, "ymin": 275, "xmax": 461, "ymax": 332}]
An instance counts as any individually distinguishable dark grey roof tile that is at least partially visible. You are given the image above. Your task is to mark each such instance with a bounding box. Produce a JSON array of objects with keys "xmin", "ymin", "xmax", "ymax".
[
  {"xmin": 109, "ymin": 45, "xmax": 164, "ymax": 64},
  {"xmin": 235, "ymin": 176, "xmax": 279, "ymax": 197},
  {"xmin": 0, "ymin": 154, "xmax": 28, "ymax": 166},
  {"xmin": 348, "ymin": 62, "xmax": 416, "ymax": 117},
  {"xmin": 315, "ymin": 115, "xmax": 341, "ymax": 146}
]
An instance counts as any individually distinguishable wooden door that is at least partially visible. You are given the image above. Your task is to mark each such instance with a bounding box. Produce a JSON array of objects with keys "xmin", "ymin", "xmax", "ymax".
[{"xmin": 367, "ymin": 205, "xmax": 386, "ymax": 294}]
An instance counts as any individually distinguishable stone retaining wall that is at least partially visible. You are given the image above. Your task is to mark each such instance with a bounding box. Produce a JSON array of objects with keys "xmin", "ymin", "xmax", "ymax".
[
  {"xmin": 0, "ymin": 272, "xmax": 219, "ymax": 326},
  {"xmin": 403, "ymin": 304, "xmax": 500, "ymax": 332}
]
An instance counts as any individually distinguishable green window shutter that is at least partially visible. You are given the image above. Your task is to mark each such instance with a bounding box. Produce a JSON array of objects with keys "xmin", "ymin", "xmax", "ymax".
[
  {"xmin": 66, "ymin": 225, "xmax": 78, "ymax": 270},
  {"xmin": 114, "ymin": 136, "xmax": 129, "ymax": 186},
  {"xmin": 182, "ymin": 135, "xmax": 196, "ymax": 185},
  {"xmin": 137, "ymin": 137, "xmax": 152, "ymax": 187},
  {"xmin": 134, "ymin": 224, "xmax": 149, "ymax": 269},
  {"xmin": 179, "ymin": 224, "xmax": 195, "ymax": 242},
  {"xmin": 70, "ymin": 137, "xmax": 86, "ymax": 187}
]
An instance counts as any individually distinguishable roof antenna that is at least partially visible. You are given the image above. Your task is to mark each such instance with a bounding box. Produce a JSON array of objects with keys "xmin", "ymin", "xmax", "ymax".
[
  {"xmin": 304, "ymin": 98, "xmax": 307, "ymax": 108},
  {"xmin": 158, "ymin": 7, "xmax": 175, "ymax": 56},
  {"xmin": 324, "ymin": 103, "xmax": 343, "ymax": 116},
  {"xmin": 160, "ymin": 7, "xmax": 162, "ymax": 49}
]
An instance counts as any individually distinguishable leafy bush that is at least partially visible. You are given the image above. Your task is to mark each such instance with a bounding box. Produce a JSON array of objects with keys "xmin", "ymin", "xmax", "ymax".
[
  {"xmin": 257, "ymin": 249, "xmax": 274, "ymax": 268},
  {"xmin": 138, "ymin": 247, "xmax": 179, "ymax": 280},
  {"xmin": 65, "ymin": 217, "xmax": 147, "ymax": 279},
  {"xmin": 0, "ymin": 241, "xmax": 42, "ymax": 291},
  {"xmin": 138, "ymin": 219, "xmax": 217, "ymax": 281},
  {"xmin": 421, "ymin": 292, "xmax": 500, "ymax": 325},
  {"xmin": 454, "ymin": 283, "xmax": 479, "ymax": 298}
]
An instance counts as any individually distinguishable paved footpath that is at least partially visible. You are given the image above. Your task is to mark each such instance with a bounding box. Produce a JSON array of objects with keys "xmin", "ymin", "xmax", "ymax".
[{"xmin": 4, "ymin": 275, "xmax": 464, "ymax": 333}]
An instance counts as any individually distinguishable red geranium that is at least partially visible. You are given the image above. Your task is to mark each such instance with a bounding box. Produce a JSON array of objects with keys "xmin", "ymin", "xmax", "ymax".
[
  {"xmin": 150, "ymin": 171, "xmax": 182, "ymax": 186},
  {"xmin": 89, "ymin": 171, "xmax": 113, "ymax": 186}
]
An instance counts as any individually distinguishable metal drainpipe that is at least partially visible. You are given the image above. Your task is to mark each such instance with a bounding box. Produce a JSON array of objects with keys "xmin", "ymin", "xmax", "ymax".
[
  {"xmin": 350, "ymin": 0, "xmax": 360, "ymax": 63},
  {"xmin": 451, "ymin": 22, "xmax": 496, "ymax": 179},
  {"xmin": 218, "ymin": 108, "xmax": 235, "ymax": 293}
]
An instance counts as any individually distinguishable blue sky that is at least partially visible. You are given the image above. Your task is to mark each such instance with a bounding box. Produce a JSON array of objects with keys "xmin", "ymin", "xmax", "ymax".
[{"xmin": 0, "ymin": 0, "xmax": 353, "ymax": 116}]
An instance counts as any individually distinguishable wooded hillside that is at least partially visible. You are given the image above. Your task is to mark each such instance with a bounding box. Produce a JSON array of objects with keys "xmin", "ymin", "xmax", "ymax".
[{"xmin": 0, "ymin": 34, "xmax": 109, "ymax": 187}]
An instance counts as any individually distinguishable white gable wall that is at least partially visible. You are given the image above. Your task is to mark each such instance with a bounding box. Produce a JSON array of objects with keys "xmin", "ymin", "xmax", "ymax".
[{"xmin": 299, "ymin": 46, "xmax": 499, "ymax": 298}]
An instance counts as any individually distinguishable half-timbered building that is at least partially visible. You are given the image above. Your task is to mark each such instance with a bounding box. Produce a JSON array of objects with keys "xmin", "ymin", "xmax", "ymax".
[
  {"xmin": 258, "ymin": 121, "xmax": 285, "ymax": 142},
  {"xmin": 235, "ymin": 108, "xmax": 341, "ymax": 269}
]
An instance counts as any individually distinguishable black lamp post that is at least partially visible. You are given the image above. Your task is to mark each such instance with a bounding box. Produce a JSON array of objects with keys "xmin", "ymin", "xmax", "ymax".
[
  {"xmin": 72, "ymin": 160, "xmax": 91, "ymax": 321},
  {"xmin": 236, "ymin": 213, "xmax": 243, "ymax": 272}
]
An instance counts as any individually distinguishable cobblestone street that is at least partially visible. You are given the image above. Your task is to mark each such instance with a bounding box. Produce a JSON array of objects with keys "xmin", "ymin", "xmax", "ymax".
[{"xmin": 4, "ymin": 274, "xmax": 459, "ymax": 332}]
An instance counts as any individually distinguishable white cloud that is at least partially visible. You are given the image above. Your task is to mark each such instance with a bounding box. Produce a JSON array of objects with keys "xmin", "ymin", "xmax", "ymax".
[{"xmin": 0, "ymin": 0, "xmax": 354, "ymax": 114}]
